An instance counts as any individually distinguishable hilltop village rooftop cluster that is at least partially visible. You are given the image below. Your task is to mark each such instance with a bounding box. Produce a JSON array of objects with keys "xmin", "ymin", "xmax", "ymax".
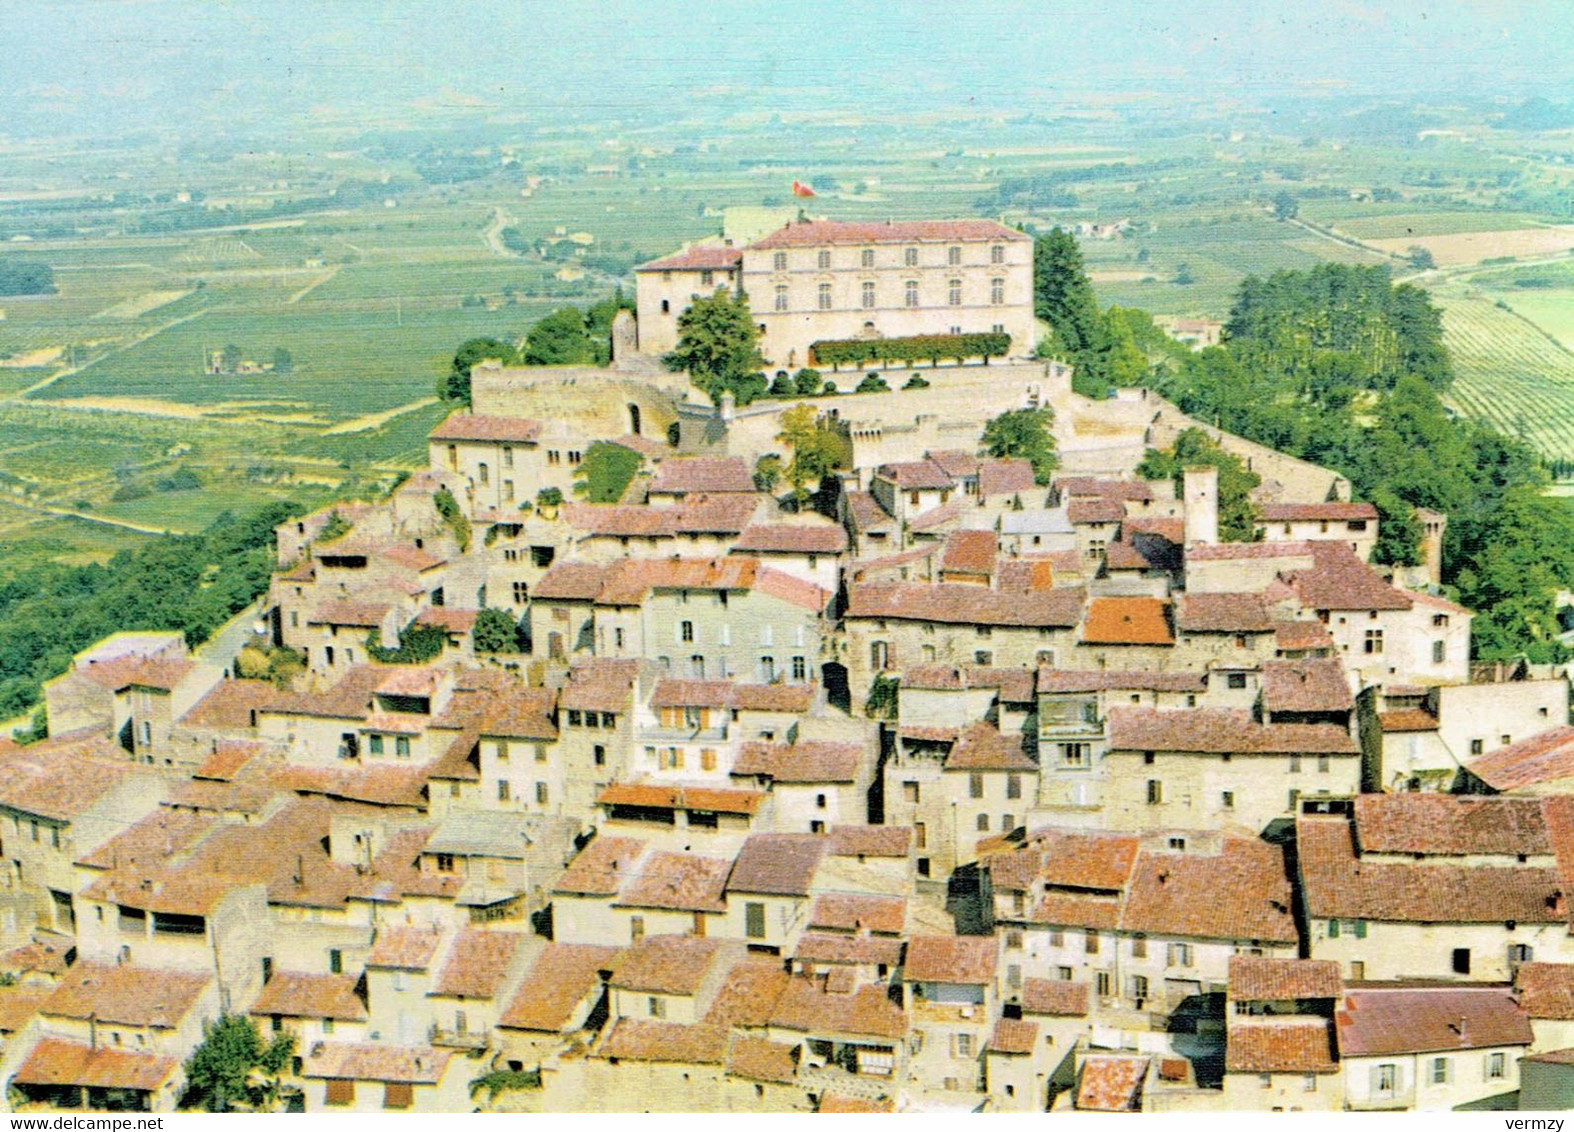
[{"xmin": 5, "ymin": 218, "xmax": 1574, "ymax": 1114}]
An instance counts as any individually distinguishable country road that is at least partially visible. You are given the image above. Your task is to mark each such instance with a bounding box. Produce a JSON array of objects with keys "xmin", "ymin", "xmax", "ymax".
[
  {"xmin": 483, "ymin": 206, "xmax": 516, "ymax": 258},
  {"xmin": 6, "ymin": 309, "xmax": 208, "ymax": 402}
]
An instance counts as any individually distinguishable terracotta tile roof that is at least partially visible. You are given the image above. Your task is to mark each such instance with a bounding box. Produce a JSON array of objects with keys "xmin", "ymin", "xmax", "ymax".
[
  {"xmin": 828, "ymin": 825, "xmax": 912, "ymax": 858},
  {"xmin": 597, "ymin": 1017, "xmax": 729, "ymax": 1064},
  {"xmin": 1259, "ymin": 501, "xmax": 1378, "ymax": 522},
  {"xmin": 251, "ymin": 972, "xmax": 368, "ymax": 1021},
  {"xmin": 413, "ymin": 607, "xmax": 478, "ymax": 634},
  {"xmin": 0, "ymin": 938, "xmax": 73, "ymax": 979},
  {"xmin": 266, "ymin": 665, "xmax": 384, "ymax": 720},
  {"xmin": 193, "ymin": 740, "xmax": 267, "ymax": 781},
  {"xmin": 497, "ymin": 943, "xmax": 620, "ymax": 1032},
  {"xmin": 876, "ymin": 459, "xmax": 954, "ymax": 491},
  {"xmin": 751, "ymin": 218, "xmax": 1026, "ymax": 249},
  {"xmin": 670, "ymin": 494, "xmax": 771, "ymax": 534},
  {"xmin": 1036, "ymin": 668, "xmax": 1206, "ymax": 695},
  {"xmin": 1177, "ymin": 592, "xmax": 1274, "ymax": 633},
  {"xmin": 563, "ymin": 503, "xmax": 675, "ymax": 538},
  {"xmin": 1020, "ymin": 978, "xmax": 1090, "ymax": 1017},
  {"xmin": 1352, "ymin": 794, "xmax": 1551, "ymax": 856},
  {"xmin": 1067, "ymin": 498, "xmax": 1125, "ymax": 524},
  {"xmin": 533, "ymin": 562, "xmax": 609, "ymax": 601},
  {"xmin": 1284, "ymin": 543, "xmax": 1412, "ymax": 612},
  {"xmin": 1379, "ymin": 708, "xmax": 1439, "ymax": 733},
  {"xmin": 477, "ymin": 688, "xmax": 558, "ymax": 740},
  {"xmin": 181, "ymin": 679, "xmax": 279, "ymax": 730},
  {"xmin": 734, "ymin": 523, "xmax": 847, "ymax": 554},
  {"xmin": 309, "ymin": 600, "xmax": 394, "ymax": 629},
  {"xmin": 598, "ymin": 782, "xmax": 763, "ymax": 815},
  {"xmin": 1515, "ymin": 963, "xmax": 1574, "ymax": 1020},
  {"xmin": 648, "ymin": 456, "xmax": 754, "ymax": 495},
  {"xmin": 0, "ymin": 743, "xmax": 133, "ymax": 822},
  {"xmin": 844, "ymin": 490, "xmax": 896, "ymax": 533},
  {"xmin": 939, "ymin": 529, "xmax": 997, "ymax": 575},
  {"xmin": 1082, "ymin": 596, "xmax": 1172, "ymax": 645},
  {"xmin": 611, "ymin": 935, "xmax": 725, "ymax": 996},
  {"xmin": 978, "ymin": 458, "xmax": 1037, "ymax": 498},
  {"xmin": 768, "ymin": 975, "xmax": 907, "ymax": 1039},
  {"xmin": 847, "ymin": 581, "xmax": 1084, "ymax": 628},
  {"xmin": 990, "ymin": 828, "xmax": 1141, "ymax": 895},
  {"xmin": 428, "ymin": 413, "xmax": 542, "ymax": 443},
  {"xmin": 1055, "ymin": 477, "xmax": 1155, "ymax": 503},
  {"xmin": 1186, "ymin": 540, "xmax": 1319, "ymax": 562},
  {"xmin": 1467, "ymin": 726, "xmax": 1574, "ymax": 792},
  {"xmin": 76, "ymin": 655, "xmax": 194, "ymax": 693},
  {"xmin": 904, "ymin": 934, "xmax": 997, "ymax": 985},
  {"xmin": 1228, "ymin": 957, "xmax": 1342, "ymax": 1002},
  {"xmin": 1262, "ymin": 658, "xmax": 1353, "ymax": 714},
  {"xmin": 1107, "ymin": 706, "xmax": 1358, "ymax": 755},
  {"xmin": 636, "ymin": 245, "xmax": 744, "ymax": 272},
  {"xmin": 1336, "ymin": 986, "xmax": 1532, "ymax": 1056},
  {"xmin": 1297, "ymin": 814, "xmax": 1565, "ymax": 924},
  {"xmin": 616, "ymin": 851, "xmax": 731, "ymax": 913},
  {"xmin": 1275, "ymin": 619, "xmax": 1333, "ymax": 651},
  {"xmin": 809, "ymin": 894, "xmax": 906, "ymax": 935},
  {"xmin": 988, "ymin": 1017, "xmax": 1039, "ymax": 1054},
  {"xmin": 793, "ymin": 933, "xmax": 905, "ymax": 967},
  {"xmin": 559, "ymin": 659, "xmax": 642, "ymax": 713},
  {"xmin": 733, "ymin": 740, "xmax": 863, "ymax": 783},
  {"xmin": 0, "ymin": 985, "xmax": 50, "ymax": 1033},
  {"xmin": 944, "ymin": 722, "xmax": 1036, "ymax": 771},
  {"xmin": 728, "ymin": 833, "xmax": 827, "ymax": 896},
  {"xmin": 367, "ymin": 925, "xmax": 445, "ymax": 970},
  {"xmin": 44, "ymin": 963, "xmax": 210, "ymax": 1029},
  {"xmin": 1104, "ymin": 533, "xmax": 1182, "ymax": 573},
  {"xmin": 702, "ymin": 959, "xmax": 792, "ymax": 1028},
  {"xmin": 1076, "ymin": 1056, "xmax": 1148, "ymax": 1112},
  {"xmin": 14, "ymin": 1039, "xmax": 177, "ymax": 1093},
  {"xmin": 903, "ymin": 664, "xmax": 1034, "ymax": 701},
  {"xmin": 735, "ymin": 681, "xmax": 819, "ymax": 712},
  {"xmin": 1121, "ymin": 837, "xmax": 1298, "ymax": 943},
  {"xmin": 724, "ymin": 1034, "xmax": 799, "ymax": 1083},
  {"xmin": 431, "ymin": 929, "xmax": 523, "ymax": 1000},
  {"xmin": 556, "ymin": 836, "xmax": 647, "ymax": 897},
  {"xmin": 1227, "ymin": 1018, "xmax": 1338, "ymax": 1073},
  {"xmin": 301, "ymin": 1041, "xmax": 452, "ymax": 1084},
  {"xmin": 820, "ymin": 1094, "xmax": 894, "ymax": 1113}
]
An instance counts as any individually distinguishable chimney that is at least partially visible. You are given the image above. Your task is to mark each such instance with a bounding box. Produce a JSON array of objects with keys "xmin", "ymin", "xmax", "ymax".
[{"xmin": 1183, "ymin": 466, "xmax": 1219, "ymax": 548}]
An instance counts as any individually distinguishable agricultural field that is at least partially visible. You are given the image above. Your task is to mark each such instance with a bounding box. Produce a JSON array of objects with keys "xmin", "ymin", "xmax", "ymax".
[{"xmin": 1435, "ymin": 287, "xmax": 1574, "ymax": 459}]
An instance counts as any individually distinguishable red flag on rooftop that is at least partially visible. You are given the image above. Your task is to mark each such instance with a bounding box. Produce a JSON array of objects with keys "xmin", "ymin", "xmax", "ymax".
[{"xmin": 791, "ymin": 180, "xmax": 817, "ymax": 198}]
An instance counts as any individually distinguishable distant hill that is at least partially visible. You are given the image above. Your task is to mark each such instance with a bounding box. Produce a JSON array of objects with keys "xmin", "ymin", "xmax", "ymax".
[{"xmin": 1498, "ymin": 97, "xmax": 1574, "ymax": 132}]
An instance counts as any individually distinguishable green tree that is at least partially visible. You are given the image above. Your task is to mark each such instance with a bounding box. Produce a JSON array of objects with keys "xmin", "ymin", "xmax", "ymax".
[
  {"xmin": 572, "ymin": 441, "xmax": 643, "ymax": 503},
  {"xmin": 1032, "ymin": 227, "xmax": 1110, "ymax": 397},
  {"xmin": 776, "ymin": 403, "xmax": 842, "ymax": 506},
  {"xmin": 1407, "ymin": 245, "xmax": 1436, "ymax": 270},
  {"xmin": 523, "ymin": 307, "xmax": 597, "ymax": 366},
  {"xmin": 662, "ymin": 288, "xmax": 766, "ymax": 406},
  {"xmin": 753, "ymin": 453, "xmax": 783, "ymax": 494},
  {"xmin": 440, "ymin": 337, "xmax": 518, "ymax": 406},
  {"xmin": 182, "ymin": 1014, "xmax": 295, "ymax": 1112},
  {"xmin": 271, "ymin": 347, "xmax": 293, "ymax": 375},
  {"xmin": 1273, "ymin": 190, "xmax": 1299, "ymax": 221},
  {"xmin": 220, "ymin": 344, "xmax": 242, "ymax": 373},
  {"xmin": 317, "ymin": 510, "xmax": 353, "ymax": 544},
  {"xmin": 855, "ymin": 374, "xmax": 890, "ymax": 393},
  {"xmin": 473, "ymin": 607, "xmax": 525, "ymax": 654},
  {"xmin": 793, "ymin": 368, "xmax": 823, "ymax": 396},
  {"xmin": 981, "ymin": 407, "xmax": 1059, "ymax": 485},
  {"xmin": 1137, "ymin": 428, "xmax": 1261, "ymax": 542}
]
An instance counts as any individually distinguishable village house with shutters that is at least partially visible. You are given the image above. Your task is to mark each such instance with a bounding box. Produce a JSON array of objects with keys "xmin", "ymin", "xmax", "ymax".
[{"xmin": 2, "ymin": 214, "xmax": 1572, "ymax": 1115}]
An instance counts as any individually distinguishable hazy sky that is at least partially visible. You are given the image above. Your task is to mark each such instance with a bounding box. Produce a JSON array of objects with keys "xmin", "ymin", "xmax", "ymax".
[{"xmin": 3, "ymin": 1, "xmax": 1572, "ymax": 138}]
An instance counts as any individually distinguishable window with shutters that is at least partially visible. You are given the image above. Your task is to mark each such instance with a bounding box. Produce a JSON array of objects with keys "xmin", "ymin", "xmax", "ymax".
[
  {"xmin": 1006, "ymin": 774, "xmax": 1021, "ymax": 799},
  {"xmin": 991, "ymin": 244, "xmax": 1005, "ymax": 264},
  {"xmin": 535, "ymin": 782, "xmax": 548, "ymax": 805},
  {"xmin": 1167, "ymin": 942, "xmax": 1193, "ymax": 968},
  {"xmin": 1487, "ymin": 1052, "xmax": 1506, "ymax": 1079},
  {"xmin": 1373, "ymin": 1064, "xmax": 1396, "ymax": 1095},
  {"xmin": 1129, "ymin": 975, "xmax": 1149, "ymax": 1000},
  {"xmin": 818, "ymin": 250, "xmax": 831, "ymax": 270},
  {"xmin": 649, "ymin": 996, "xmax": 665, "ymax": 1019},
  {"xmin": 905, "ymin": 247, "xmax": 919, "ymax": 267},
  {"xmin": 948, "ymin": 245, "xmax": 962, "ymax": 266},
  {"xmin": 1431, "ymin": 1057, "xmax": 1449, "ymax": 1084},
  {"xmin": 969, "ymin": 773, "xmax": 984, "ymax": 799},
  {"xmin": 383, "ymin": 1083, "xmax": 413, "ymax": 1110},
  {"xmin": 1085, "ymin": 930, "xmax": 1100, "ymax": 955},
  {"xmin": 905, "ymin": 279, "xmax": 919, "ymax": 307},
  {"xmin": 630, "ymin": 915, "xmax": 645, "ymax": 941},
  {"xmin": 948, "ymin": 278, "xmax": 962, "ymax": 306},
  {"xmin": 1131, "ymin": 934, "xmax": 1147, "ymax": 959},
  {"xmin": 1146, "ymin": 779, "xmax": 1163, "ymax": 805},
  {"xmin": 774, "ymin": 284, "xmax": 788, "ymax": 311},
  {"xmin": 862, "ymin": 281, "xmax": 876, "ymax": 308},
  {"xmin": 818, "ymin": 282, "xmax": 832, "ymax": 310},
  {"xmin": 990, "ymin": 278, "xmax": 1004, "ymax": 305},
  {"xmin": 774, "ymin": 252, "xmax": 788, "ymax": 271},
  {"xmin": 1096, "ymin": 971, "xmax": 1111, "ymax": 997},
  {"xmin": 861, "ymin": 248, "xmax": 875, "ymax": 268},
  {"xmin": 954, "ymin": 1032, "xmax": 973, "ymax": 1057},
  {"xmin": 745, "ymin": 902, "xmax": 766, "ymax": 939},
  {"xmin": 326, "ymin": 1080, "xmax": 355, "ymax": 1106}
]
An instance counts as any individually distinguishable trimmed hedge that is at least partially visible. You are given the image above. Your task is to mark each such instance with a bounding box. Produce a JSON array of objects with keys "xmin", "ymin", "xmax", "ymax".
[{"xmin": 809, "ymin": 332, "xmax": 1011, "ymax": 370}]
